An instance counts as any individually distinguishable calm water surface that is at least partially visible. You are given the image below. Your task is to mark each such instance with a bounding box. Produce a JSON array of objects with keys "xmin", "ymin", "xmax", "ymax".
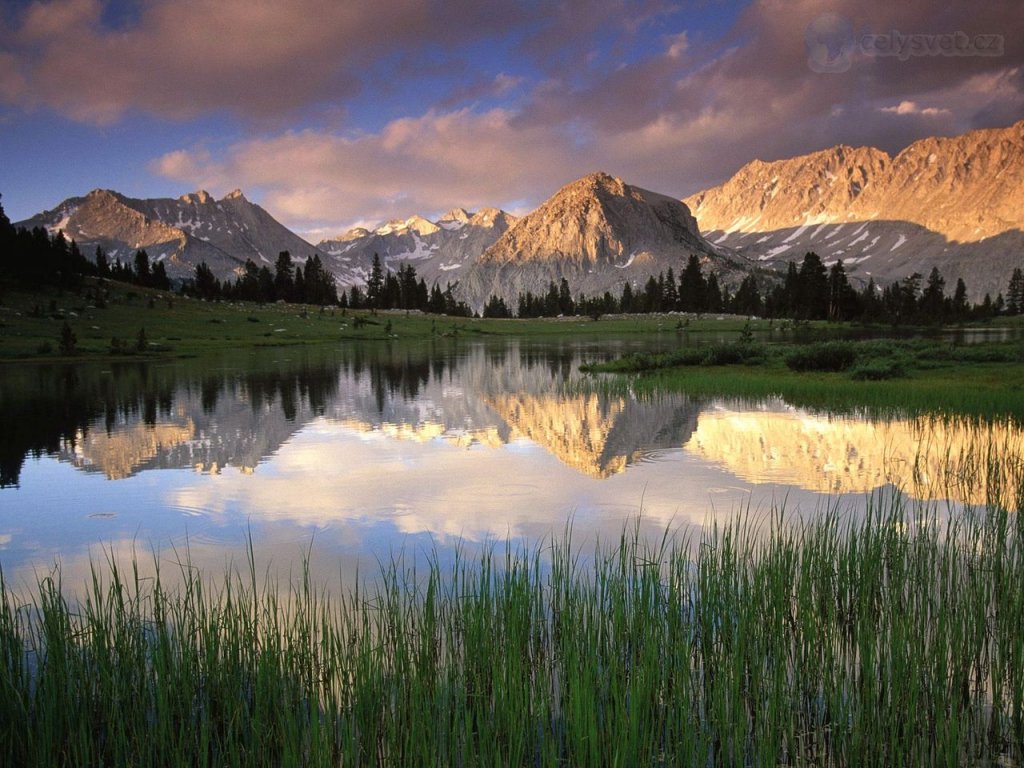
[{"xmin": 1, "ymin": 336, "xmax": 1020, "ymax": 589}]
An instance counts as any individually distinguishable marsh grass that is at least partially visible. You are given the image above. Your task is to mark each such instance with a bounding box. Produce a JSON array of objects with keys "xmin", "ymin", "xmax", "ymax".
[
  {"xmin": 625, "ymin": 364, "xmax": 1024, "ymax": 421},
  {"xmin": 2, "ymin": 494, "xmax": 1022, "ymax": 766}
]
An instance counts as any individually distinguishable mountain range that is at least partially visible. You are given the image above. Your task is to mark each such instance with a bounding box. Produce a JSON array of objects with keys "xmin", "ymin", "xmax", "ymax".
[
  {"xmin": 685, "ymin": 120, "xmax": 1024, "ymax": 299},
  {"xmin": 15, "ymin": 119, "xmax": 1024, "ymax": 304},
  {"xmin": 316, "ymin": 206, "xmax": 517, "ymax": 290}
]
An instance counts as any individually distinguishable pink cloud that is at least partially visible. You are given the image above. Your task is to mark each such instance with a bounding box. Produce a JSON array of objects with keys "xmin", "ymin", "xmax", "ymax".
[
  {"xmin": 1, "ymin": 0, "xmax": 534, "ymax": 123},
  {"xmin": 153, "ymin": 109, "xmax": 583, "ymax": 233},
  {"xmin": 25, "ymin": 0, "xmax": 1019, "ymax": 235}
]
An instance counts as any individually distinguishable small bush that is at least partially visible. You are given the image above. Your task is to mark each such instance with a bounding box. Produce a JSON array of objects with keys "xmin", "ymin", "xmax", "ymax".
[
  {"xmin": 663, "ymin": 347, "xmax": 708, "ymax": 367},
  {"xmin": 849, "ymin": 359, "xmax": 907, "ymax": 381},
  {"xmin": 703, "ymin": 342, "xmax": 767, "ymax": 366},
  {"xmin": 947, "ymin": 345, "xmax": 1020, "ymax": 364},
  {"xmin": 58, "ymin": 321, "xmax": 77, "ymax": 355},
  {"xmin": 704, "ymin": 343, "xmax": 748, "ymax": 366},
  {"xmin": 622, "ymin": 353, "xmax": 659, "ymax": 371},
  {"xmin": 785, "ymin": 342, "xmax": 857, "ymax": 372}
]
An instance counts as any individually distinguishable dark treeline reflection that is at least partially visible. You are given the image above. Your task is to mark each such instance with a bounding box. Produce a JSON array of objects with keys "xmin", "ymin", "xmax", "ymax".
[
  {"xmin": 0, "ymin": 349, "xmax": 357, "ymax": 487},
  {"xmin": 0, "ymin": 342, "xmax": 475, "ymax": 486},
  {"xmin": 2, "ymin": 363, "xmax": 167, "ymax": 487},
  {"xmin": 0, "ymin": 338, "xmax": 703, "ymax": 487}
]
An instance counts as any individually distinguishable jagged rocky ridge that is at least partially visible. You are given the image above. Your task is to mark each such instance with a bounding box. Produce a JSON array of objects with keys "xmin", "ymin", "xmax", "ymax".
[
  {"xmin": 316, "ymin": 207, "xmax": 516, "ymax": 289},
  {"xmin": 17, "ymin": 188, "xmax": 331, "ymax": 282},
  {"xmin": 684, "ymin": 120, "xmax": 1024, "ymax": 299}
]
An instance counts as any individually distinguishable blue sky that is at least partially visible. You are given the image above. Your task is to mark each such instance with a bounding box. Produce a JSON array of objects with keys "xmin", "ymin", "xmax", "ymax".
[{"xmin": 2, "ymin": 0, "xmax": 1021, "ymax": 241}]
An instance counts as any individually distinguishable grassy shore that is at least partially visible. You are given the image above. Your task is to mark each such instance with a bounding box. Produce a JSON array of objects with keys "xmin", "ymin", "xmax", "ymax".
[
  {"xmin": 0, "ymin": 278, "xmax": 769, "ymax": 361},
  {"xmin": 583, "ymin": 337, "xmax": 1024, "ymax": 419},
  {"xmin": 1, "ymin": 496, "xmax": 1021, "ymax": 766}
]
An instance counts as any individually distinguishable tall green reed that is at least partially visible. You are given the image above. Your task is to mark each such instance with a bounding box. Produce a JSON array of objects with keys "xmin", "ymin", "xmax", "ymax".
[{"xmin": 1, "ymin": 494, "xmax": 1021, "ymax": 766}]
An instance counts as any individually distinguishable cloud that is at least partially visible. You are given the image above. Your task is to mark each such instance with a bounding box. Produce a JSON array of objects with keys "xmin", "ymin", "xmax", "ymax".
[
  {"xmin": 666, "ymin": 32, "xmax": 690, "ymax": 59},
  {"xmin": 16, "ymin": 0, "xmax": 1020, "ymax": 234},
  {"xmin": 438, "ymin": 73, "xmax": 525, "ymax": 110},
  {"xmin": 0, "ymin": 51, "xmax": 27, "ymax": 102},
  {"xmin": 0, "ymin": 0, "xmax": 536, "ymax": 123},
  {"xmin": 880, "ymin": 101, "xmax": 951, "ymax": 117},
  {"xmin": 154, "ymin": 108, "xmax": 588, "ymax": 232}
]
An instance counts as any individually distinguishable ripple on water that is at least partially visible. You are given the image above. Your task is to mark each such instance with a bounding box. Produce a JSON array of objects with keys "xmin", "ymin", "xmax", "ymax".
[{"xmin": 166, "ymin": 502, "xmax": 216, "ymax": 518}]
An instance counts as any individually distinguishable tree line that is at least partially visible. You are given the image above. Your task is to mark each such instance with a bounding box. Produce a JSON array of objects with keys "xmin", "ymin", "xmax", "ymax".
[
  {"xmin": 483, "ymin": 253, "xmax": 1024, "ymax": 324},
  {"xmin": 343, "ymin": 255, "xmax": 473, "ymax": 316},
  {"xmin": 184, "ymin": 252, "xmax": 473, "ymax": 316},
  {"xmin": 185, "ymin": 251, "xmax": 339, "ymax": 306}
]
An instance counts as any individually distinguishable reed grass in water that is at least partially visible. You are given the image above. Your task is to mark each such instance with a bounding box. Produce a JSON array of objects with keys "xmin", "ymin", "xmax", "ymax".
[{"xmin": 1, "ymin": 499, "xmax": 1022, "ymax": 766}]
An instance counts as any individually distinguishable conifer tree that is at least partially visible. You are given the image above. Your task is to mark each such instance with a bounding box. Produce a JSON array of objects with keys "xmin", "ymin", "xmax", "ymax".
[
  {"xmin": 274, "ymin": 251, "xmax": 295, "ymax": 301},
  {"xmin": 678, "ymin": 254, "xmax": 706, "ymax": 312},
  {"xmin": 1007, "ymin": 267, "xmax": 1024, "ymax": 315},
  {"xmin": 919, "ymin": 266, "xmax": 946, "ymax": 322},
  {"xmin": 366, "ymin": 253, "xmax": 384, "ymax": 309},
  {"xmin": 797, "ymin": 252, "xmax": 828, "ymax": 319},
  {"xmin": 951, "ymin": 278, "xmax": 969, "ymax": 321}
]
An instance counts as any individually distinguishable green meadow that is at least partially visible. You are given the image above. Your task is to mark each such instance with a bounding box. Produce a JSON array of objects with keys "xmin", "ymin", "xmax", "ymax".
[{"xmin": 0, "ymin": 278, "xmax": 764, "ymax": 361}]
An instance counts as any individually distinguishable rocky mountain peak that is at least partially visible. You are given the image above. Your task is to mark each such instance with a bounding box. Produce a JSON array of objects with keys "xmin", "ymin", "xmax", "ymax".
[
  {"xmin": 469, "ymin": 207, "xmax": 507, "ymax": 227},
  {"xmin": 222, "ymin": 189, "xmax": 247, "ymax": 202},
  {"xmin": 555, "ymin": 171, "xmax": 630, "ymax": 203},
  {"xmin": 336, "ymin": 226, "xmax": 372, "ymax": 242},
  {"xmin": 18, "ymin": 186, "xmax": 328, "ymax": 282},
  {"xmin": 686, "ymin": 143, "xmax": 892, "ymax": 233},
  {"xmin": 491, "ymin": 171, "xmax": 703, "ymax": 266},
  {"xmin": 684, "ymin": 119, "xmax": 1024, "ymax": 300},
  {"xmin": 374, "ymin": 215, "xmax": 440, "ymax": 237},
  {"xmin": 440, "ymin": 208, "xmax": 471, "ymax": 224},
  {"xmin": 460, "ymin": 171, "xmax": 739, "ymax": 308},
  {"xmin": 179, "ymin": 190, "xmax": 214, "ymax": 205},
  {"xmin": 86, "ymin": 188, "xmax": 123, "ymax": 204},
  {"xmin": 687, "ymin": 121, "xmax": 1024, "ymax": 240}
]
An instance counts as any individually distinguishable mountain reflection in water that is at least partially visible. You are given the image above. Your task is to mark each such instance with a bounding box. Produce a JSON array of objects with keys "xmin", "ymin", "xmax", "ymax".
[
  {"xmin": 2, "ymin": 338, "xmax": 1022, "ymax": 591},
  {"xmin": 2, "ymin": 342, "xmax": 703, "ymax": 485},
  {"xmin": 686, "ymin": 404, "xmax": 1022, "ymax": 507},
  {"xmin": 1, "ymin": 338, "xmax": 1019, "ymax": 514}
]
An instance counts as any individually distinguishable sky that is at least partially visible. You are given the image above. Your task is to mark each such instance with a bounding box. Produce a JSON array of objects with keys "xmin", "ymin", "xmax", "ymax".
[{"xmin": 1, "ymin": 0, "xmax": 1022, "ymax": 242}]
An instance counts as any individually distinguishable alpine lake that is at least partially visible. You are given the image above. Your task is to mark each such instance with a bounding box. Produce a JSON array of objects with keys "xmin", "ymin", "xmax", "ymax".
[
  {"xmin": 4, "ymin": 325, "xmax": 1024, "ymax": 765},
  {"xmin": 2, "ymin": 327, "xmax": 1021, "ymax": 588}
]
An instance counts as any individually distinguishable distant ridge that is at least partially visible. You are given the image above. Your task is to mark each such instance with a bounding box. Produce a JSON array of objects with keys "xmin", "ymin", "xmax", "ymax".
[
  {"xmin": 17, "ymin": 188, "xmax": 330, "ymax": 281},
  {"xmin": 316, "ymin": 207, "xmax": 517, "ymax": 289}
]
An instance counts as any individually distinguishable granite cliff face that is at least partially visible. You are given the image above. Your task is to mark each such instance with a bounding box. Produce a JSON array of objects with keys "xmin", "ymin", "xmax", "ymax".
[
  {"xmin": 18, "ymin": 188, "xmax": 329, "ymax": 281},
  {"xmin": 684, "ymin": 121, "xmax": 1024, "ymax": 298},
  {"xmin": 461, "ymin": 172, "xmax": 747, "ymax": 308}
]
